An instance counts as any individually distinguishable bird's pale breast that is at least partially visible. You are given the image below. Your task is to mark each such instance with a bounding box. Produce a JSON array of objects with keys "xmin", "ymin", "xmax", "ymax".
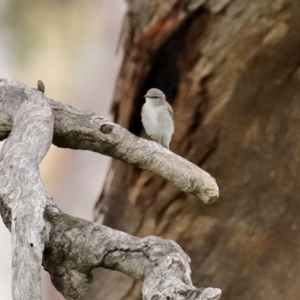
[{"xmin": 142, "ymin": 101, "xmax": 174, "ymax": 137}]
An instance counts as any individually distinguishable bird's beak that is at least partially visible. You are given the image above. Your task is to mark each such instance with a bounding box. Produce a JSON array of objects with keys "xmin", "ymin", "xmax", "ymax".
[{"xmin": 143, "ymin": 95, "xmax": 147, "ymax": 98}]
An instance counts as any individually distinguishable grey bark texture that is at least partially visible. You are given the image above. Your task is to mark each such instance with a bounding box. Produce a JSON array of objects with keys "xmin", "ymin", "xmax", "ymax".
[
  {"xmin": 0, "ymin": 79, "xmax": 53, "ymax": 300},
  {"xmin": 0, "ymin": 78, "xmax": 221, "ymax": 300}
]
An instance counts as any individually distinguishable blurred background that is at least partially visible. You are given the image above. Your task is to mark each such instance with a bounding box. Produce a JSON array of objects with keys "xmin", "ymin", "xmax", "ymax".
[{"xmin": 0, "ymin": 1, "xmax": 126, "ymax": 299}]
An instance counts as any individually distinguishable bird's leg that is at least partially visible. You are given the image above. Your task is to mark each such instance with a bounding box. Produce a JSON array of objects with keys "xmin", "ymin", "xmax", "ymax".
[{"xmin": 161, "ymin": 137, "xmax": 169, "ymax": 149}]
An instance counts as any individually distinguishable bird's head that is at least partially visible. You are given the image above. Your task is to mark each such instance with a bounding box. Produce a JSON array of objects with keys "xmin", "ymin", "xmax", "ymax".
[{"xmin": 144, "ymin": 88, "xmax": 166, "ymax": 104}]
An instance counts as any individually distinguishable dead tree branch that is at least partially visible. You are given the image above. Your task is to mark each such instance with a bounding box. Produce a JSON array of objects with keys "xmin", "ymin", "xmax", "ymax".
[
  {"xmin": 44, "ymin": 205, "xmax": 221, "ymax": 300},
  {"xmin": 0, "ymin": 78, "xmax": 218, "ymax": 203},
  {"xmin": 0, "ymin": 78, "xmax": 221, "ymax": 299},
  {"xmin": 0, "ymin": 79, "xmax": 53, "ymax": 299}
]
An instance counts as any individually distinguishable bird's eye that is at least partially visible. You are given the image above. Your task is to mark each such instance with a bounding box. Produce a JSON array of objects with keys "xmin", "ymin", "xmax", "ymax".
[{"xmin": 153, "ymin": 96, "xmax": 158, "ymax": 98}]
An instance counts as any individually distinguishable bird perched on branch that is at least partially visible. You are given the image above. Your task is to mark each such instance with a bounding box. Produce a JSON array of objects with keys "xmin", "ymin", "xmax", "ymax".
[{"xmin": 141, "ymin": 88, "xmax": 174, "ymax": 149}]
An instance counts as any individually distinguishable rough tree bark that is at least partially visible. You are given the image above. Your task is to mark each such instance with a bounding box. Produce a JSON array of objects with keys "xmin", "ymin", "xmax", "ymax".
[
  {"xmin": 89, "ymin": 0, "xmax": 300, "ymax": 300},
  {"xmin": 0, "ymin": 79, "xmax": 221, "ymax": 300}
]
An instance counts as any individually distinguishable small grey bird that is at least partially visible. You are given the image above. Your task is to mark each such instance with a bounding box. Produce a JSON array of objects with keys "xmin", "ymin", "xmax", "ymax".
[{"xmin": 141, "ymin": 88, "xmax": 174, "ymax": 149}]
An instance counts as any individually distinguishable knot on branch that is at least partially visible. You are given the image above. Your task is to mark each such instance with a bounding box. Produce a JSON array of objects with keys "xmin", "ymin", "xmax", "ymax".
[
  {"xmin": 37, "ymin": 80, "xmax": 45, "ymax": 93},
  {"xmin": 100, "ymin": 124, "xmax": 113, "ymax": 134}
]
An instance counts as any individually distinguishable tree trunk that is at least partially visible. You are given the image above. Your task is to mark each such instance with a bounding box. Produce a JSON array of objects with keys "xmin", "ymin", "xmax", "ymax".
[{"xmin": 89, "ymin": 0, "xmax": 300, "ymax": 299}]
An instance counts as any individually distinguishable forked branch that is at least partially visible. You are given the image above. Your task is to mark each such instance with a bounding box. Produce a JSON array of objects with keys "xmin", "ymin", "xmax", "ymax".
[{"xmin": 0, "ymin": 78, "xmax": 221, "ymax": 300}]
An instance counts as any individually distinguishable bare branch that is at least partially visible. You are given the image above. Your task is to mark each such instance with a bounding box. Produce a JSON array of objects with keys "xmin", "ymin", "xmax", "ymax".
[
  {"xmin": 0, "ymin": 78, "xmax": 53, "ymax": 299},
  {"xmin": 43, "ymin": 205, "xmax": 221, "ymax": 300},
  {"xmin": 0, "ymin": 78, "xmax": 218, "ymax": 203},
  {"xmin": 0, "ymin": 78, "xmax": 221, "ymax": 299}
]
